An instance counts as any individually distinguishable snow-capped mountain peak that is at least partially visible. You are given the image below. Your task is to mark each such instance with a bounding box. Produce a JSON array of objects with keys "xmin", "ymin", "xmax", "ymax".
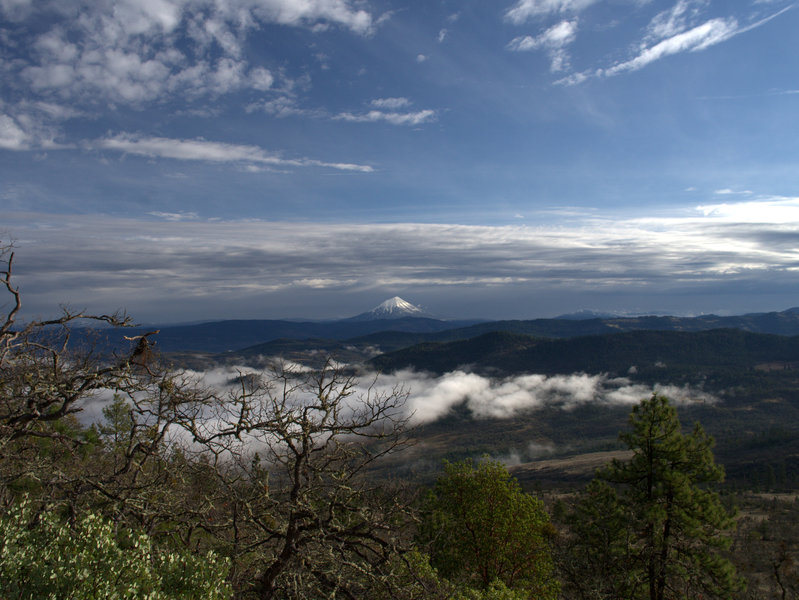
[
  {"xmin": 371, "ymin": 296, "xmax": 423, "ymax": 317},
  {"xmin": 347, "ymin": 297, "xmax": 427, "ymax": 321}
]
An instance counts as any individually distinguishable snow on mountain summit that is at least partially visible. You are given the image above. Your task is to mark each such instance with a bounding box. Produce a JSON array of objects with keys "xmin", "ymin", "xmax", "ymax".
[
  {"xmin": 347, "ymin": 297, "xmax": 427, "ymax": 320},
  {"xmin": 371, "ymin": 297, "xmax": 424, "ymax": 317}
]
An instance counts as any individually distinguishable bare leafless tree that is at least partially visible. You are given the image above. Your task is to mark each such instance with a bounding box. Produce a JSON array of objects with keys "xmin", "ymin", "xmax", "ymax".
[
  {"xmin": 0, "ymin": 241, "xmax": 154, "ymax": 504},
  {"xmin": 0, "ymin": 244, "xmax": 132, "ymax": 445},
  {"xmin": 177, "ymin": 361, "xmax": 413, "ymax": 598},
  {"xmin": 1, "ymin": 242, "xmax": 417, "ymax": 598}
]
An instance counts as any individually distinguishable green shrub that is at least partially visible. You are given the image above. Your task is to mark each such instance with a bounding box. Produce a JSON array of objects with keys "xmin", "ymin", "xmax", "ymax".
[{"xmin": 0, "ymin": 500, "xmax": 231, "ymax": 600}]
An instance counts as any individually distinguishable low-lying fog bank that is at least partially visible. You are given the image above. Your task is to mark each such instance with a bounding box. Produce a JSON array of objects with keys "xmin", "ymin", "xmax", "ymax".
[{"xmin": 170, "ymin": 363, "xmax": 717, "ymax": 426}]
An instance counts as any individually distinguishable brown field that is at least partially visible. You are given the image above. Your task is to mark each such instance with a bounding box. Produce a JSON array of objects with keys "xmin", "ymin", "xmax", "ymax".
[{"xmin": 510, "ymin": 450, "xmax": 633, "ymax": 479}]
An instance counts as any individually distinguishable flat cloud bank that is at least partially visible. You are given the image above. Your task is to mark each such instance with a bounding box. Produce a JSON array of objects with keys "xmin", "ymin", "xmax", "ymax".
[
  {"xmin": 369, "ymin": 368, "xmax": 716, "ymax": 424},
  {"xmin": 7, "ymin": 199, "xmax": 799, "ymax": 322},
  {"xmin": 170, "ymin": 364, "xmax": 717, "ymax": 426}
]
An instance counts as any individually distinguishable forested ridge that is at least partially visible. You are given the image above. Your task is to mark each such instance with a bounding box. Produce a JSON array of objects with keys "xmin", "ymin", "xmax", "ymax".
[{"xmin": 369, "ymin": 328, "xmax": 799, "ymax": 376}]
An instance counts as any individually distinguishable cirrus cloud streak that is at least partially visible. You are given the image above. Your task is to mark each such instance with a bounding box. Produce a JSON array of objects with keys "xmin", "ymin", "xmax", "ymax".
[
  {"xmin": 94, "ymin": 134, "xmax": 374, "ymax": 172},
  {"xmin": 552, "ymin": 2, "xmax": 793, "ymax": 85}
]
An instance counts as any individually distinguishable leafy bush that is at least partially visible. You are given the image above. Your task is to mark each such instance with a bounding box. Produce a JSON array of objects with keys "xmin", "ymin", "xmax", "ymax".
[{"xmin": 0, "ymin": 499, "xmax": 231, "ymax": 600}]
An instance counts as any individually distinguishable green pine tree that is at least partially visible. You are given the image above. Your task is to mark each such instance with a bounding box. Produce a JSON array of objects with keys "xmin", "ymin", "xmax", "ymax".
[{"xmin": 566, "ymin": 395, "xmax": 742, "ymax": 600}]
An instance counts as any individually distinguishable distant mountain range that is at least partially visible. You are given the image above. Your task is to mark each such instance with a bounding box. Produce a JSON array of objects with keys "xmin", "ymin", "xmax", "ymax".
[
  {"xmin": 88, "ymin": 297, "xmax": 469, "ymax": 353},
  {"xmin": 86, "ymin": 302, "xmax": 799, "ymax": 355}
]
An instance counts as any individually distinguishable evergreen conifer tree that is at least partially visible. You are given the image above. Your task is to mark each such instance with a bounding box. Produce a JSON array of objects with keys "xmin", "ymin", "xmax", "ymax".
[{"xmin": 566, "ymin": 395, "xmax": 741, "ymax": 600}]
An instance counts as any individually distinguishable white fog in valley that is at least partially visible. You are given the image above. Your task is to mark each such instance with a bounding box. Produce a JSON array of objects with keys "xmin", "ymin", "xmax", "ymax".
[
  {"xmin": 76, "ymin": 362, "xmax": 717, "ymax": 469},
  {"xmin": 161, "ymin": 364, "xmax": 717, "ymax": 426}
]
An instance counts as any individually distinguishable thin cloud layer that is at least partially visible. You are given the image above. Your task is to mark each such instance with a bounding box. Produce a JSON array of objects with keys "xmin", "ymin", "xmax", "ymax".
[
  {"xmin": 94, "ymin": 134, "xmax": 374, "ymax": 172},
  {"xmin": 244, "ymin": 96, "xmax": 438, "ymax": 127},
  {"xmin": 6, "ymin": 196, "xmax": 799, "ymax": 321},
  {"xmin": 334, "ymin": 109, "xmax": 437, "ymax": 126},
  {"xmin": 370, "ymin": 98, "xmax": 412, "ymax": 110},
  {"xmin": 505, "ymin": 0, "xmax": 598, "ymax": 24}
]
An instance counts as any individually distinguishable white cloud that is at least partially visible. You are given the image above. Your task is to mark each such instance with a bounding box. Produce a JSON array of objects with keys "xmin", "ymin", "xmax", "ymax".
[
  {"xmin": 370, "ymin": 97, "xmax": 411, "ymax": 109},
  {"xmin": 0, "ymin": 115, "xmax": 31, "ymax": 150},
  {"xmin": 604, "ymin": 17, "xmax": 738, "ymax": 75},
  {"xmin": 250, "ymin": 0, "xmax": 374, "ymax": 34},
  {"xmin": 508, "ymin": 20, "xmax": 577, "ymax": 50},
  {"xmin": 0, "ymin": 102, "xmax": 73, "ymax": 150},
  {"xmin": 555, "ymin": 3, "xmax": 793, "ymax": 84},
  {"xmin": 663, "ymin": 1, "xmax": 711, "ymax": 35},
  {"xmin": 645, "ymin": 0, "xmax": 709, "ymax": 43},
  {"xmin": 335, "ymin": 109, "xmax": 437, "ymax": 126},
  {"xmin": 111, "ymin": 0, "xmax": 184, "ymax": 36},
  {"xmin": 249, "ymin": 67, "xmax": 275, "ymax": 91},
  {"xmin": 713, "ymin": 188, "xmax": 753, "ymax": 196},
  {"xmin": 4, "ymin": 0, "xmax": 374, "ymax": 108},
  {"xmin": 438, "ymin": 28, "xmax": 448, "ymax": 43},
  {"xmin": 372, "ymin": 369, "xmax": 714, "ymax": 424},
  {"xmin": 505, "ymin": 0, "xmax": 597, "ymax": 24},
  {"xmin": 540, "ymin": 18, "xmax": 579, "ymax": 45},
  {"xmin": 553, "ymin": 71, "xmax": 588, "ymax": 86},
  {"xmin": 247, "ymin": 96, "xmax": 435, "ymax": 127},
  {"xmin": 23, "ymin": 101, "xmax": 83, "ymax": 121},
  {"xmin": 507, "ymin": 19, "xmax": 577, "ymax": 71},
  {"xmin": 696, "ymin": 197, "xmax": 799, "ymax": 223},
  {"xmin": 94, "ymin": 365, "xmax": 711, "ymax": 433},
  {"xmin": 95, "ymin": 134, "xmax": 374, "ymax": 172},
  {"xmin": 416, "ymin": 53, "xmax": 428, "ymax": 63},
  {"xmin": 148, "ymin": 211, "xmax": 200, "ymax": 221}
]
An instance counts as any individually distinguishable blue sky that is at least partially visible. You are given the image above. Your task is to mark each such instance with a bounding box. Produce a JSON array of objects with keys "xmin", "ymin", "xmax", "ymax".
[{"xmin": 2, "ymin": 0, "xmax": 799, "ymax": 322}]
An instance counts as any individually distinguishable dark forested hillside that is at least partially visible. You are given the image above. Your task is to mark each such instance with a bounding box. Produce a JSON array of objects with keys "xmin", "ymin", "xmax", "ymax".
[
  {"xmin": 369, "ymin": 328, "xmax": 799, "ymax": 379},
  {"xmin": 377, "ymin": 308, "xmax": 799, "ymax": 348}
]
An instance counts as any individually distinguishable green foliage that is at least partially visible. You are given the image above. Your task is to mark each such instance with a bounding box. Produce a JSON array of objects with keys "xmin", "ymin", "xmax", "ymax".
[
  {"xmin": 452, "ymin": 579, "xmax": 539, "ymax": 600},
  {"xmin": 565, "ymin": 395, "xmax": 742, "ymax": 600},
  {"xmin": 561, "ymin": 478, "xmax": 642, "ymax": 598},
  {"xmin": 374, "ymin": 550, "xmax": 538, "ymax": 600},
  {"xmin": 0, "ymin": 499, "xmax": 231, "ymax": 600},
  {"xmin": 420, "ymin": 459, "xmax": 558, "ymax": 599},
  {"xmin": 100, "ymin": 394, "xmax": 136, "ymax": 446}
]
